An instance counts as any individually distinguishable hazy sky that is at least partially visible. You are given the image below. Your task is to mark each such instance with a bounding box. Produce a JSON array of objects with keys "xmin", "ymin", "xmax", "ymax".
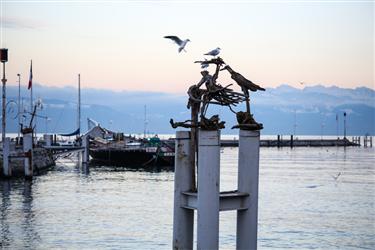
[{"xmin": 1, "ymin": 0, "xmax": 374, "ymax": 93}]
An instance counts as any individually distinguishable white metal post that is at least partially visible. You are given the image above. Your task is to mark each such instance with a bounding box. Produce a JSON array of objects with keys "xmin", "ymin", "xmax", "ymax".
[
  {"xmin": 82, "ymin": 135, "xmax": 89, "ymax": 164},
  {"xmin": 197, "ymin": 129, "xmax": 220, "ymax": 250},
  {"xmin": 237, "ymin": 129, "xmax": 260, "ymax": 250},
  {"xmin": 3, "ymin": 137, "xmax": 10, "ymax": 177},
  {"xmin": 23, "ymin": 132, "xmax": 33, "ymax": 178},
  {"xmin": 173, "ymin": 131, "xmax": 194, "ymax": 250}
]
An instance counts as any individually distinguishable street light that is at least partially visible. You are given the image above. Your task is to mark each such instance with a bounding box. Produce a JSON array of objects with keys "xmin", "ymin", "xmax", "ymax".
[{"xmin": 1, "ymin": 48, "xmax": 8, "ymax": 143}]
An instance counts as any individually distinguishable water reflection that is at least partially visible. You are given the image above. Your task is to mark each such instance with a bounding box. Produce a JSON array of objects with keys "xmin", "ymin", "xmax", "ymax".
[
  {"xmin": 0, "ymin": 180, "xmax": 40, "ymax": 248},
  {"xmin": 22, "ymin": 180, "xmax": 40, "ymax": 248},
  {"xmin": 1, "ymin": 180, "xmax": 12, "ymax": 247},
  {"xmin": 0, "ymin": 146, "xmax": 374, "ymax": 249}
]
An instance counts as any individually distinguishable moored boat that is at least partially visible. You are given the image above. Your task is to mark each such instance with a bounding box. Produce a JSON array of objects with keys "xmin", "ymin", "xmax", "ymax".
[{"xmin": 89, "ymin": 135, "xmax": 175, "ymax": 169}]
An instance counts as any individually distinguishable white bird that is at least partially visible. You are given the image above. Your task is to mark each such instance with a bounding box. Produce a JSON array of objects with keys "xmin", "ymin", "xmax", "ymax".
[
  {"xmin": 164, "ymin": 36, "xmax": 191, "ymax": 53},
  {"xmin": 331, "ymin": 172, "xmax": 341, "ymax": 181},
  {"xmin": 204, "ymin": 47, "xmax": 221, "ymax": 57}
]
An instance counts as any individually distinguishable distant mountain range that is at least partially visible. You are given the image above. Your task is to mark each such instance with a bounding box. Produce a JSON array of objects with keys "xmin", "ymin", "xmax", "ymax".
[{"xmin": 3, "ymin": 83, "xmax": 375, "ymax": 135}]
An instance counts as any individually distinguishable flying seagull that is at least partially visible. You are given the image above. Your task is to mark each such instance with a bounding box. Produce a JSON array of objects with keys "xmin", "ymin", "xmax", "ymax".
[
  {"xmin": 164, "ymin": 36, "xmax": 191, "ymax": 53},
  {"xmin": 204, "ymin": 47, "xmax": 221, "ymax": 57},
  {"xmin": 331, "ymin": 172, "xmax": 341, "ymax": 181}
]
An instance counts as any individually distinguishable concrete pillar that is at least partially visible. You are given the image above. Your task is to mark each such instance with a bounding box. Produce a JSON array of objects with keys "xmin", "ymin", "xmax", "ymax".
[
  {"xmin": 237, "ymin": 130, "xmax": 260, "ymax": 250},
  {"xmin": 23, "ymin": 132, "xmax": 33, "ymax": 179},
  {"xmin": 173, "ymin": 131, "xmax": 194, "ymax": 250},
  {"xmin": 197, "ymin": 129, "xmax": 220, "ymax": 250},
  {"xmin": 82, "ymin": 135, "xmax": 89, "ymax": 164},
  {"xmin": 3, "ymin": 137, "xmax": 11, "ymax": 177}
]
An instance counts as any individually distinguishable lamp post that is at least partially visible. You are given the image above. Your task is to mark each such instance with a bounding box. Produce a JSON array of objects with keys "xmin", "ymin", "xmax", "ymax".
[
  {"xmin": 17, "ymin": 73, "xmax": 21, "ymax": 141},
  {"xmin": 344, "ymin": 112, "xmax": 347, "ymax": 139},
  {"xmin": 1, "ymin": 48, "xmax": 8, "ymax": 144}
]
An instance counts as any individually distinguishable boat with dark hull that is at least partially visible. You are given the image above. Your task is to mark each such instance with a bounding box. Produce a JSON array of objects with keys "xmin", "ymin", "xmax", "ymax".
[
  {"xmin": 90, "ymin": 147, "xmax": 174, "ymax": 168},
  {"xmin": 89, "ymin": 136, "xmax": 175, "ymax": 169}
]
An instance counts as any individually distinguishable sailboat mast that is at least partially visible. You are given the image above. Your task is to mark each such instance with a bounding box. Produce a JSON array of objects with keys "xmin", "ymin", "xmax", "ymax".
[
  {"xmin": 78, "ymin": 74, "xmax": 81, "ymax": 135},
  {"xmin": 144, "ymin": 105, "xmax": 147, "ymax": 138}
]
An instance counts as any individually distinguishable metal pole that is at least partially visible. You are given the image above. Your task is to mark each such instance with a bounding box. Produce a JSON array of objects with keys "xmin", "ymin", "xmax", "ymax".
[
  {"xmin": 78, "ymin": 74, "xmax": 81, "ymax": 135},
  {"xmin": 82, "ymin": 135, "xmax": 89, "ymax": 164},
  {"xmin": 237, "ymin": 129, "xmax": 260, "ymax": 250},
  {"xmin": 29, "ymin": 60, "xmax": 33, "ymax": 137},
  {"xmin": 344, "ymin": 112, "xmax": 347, "ymax": 139},
  {"xmin": 144, "ymin": 105, "xmax": 147, "ymax": 138},
  {"xmin": 172, "ymin": 131, "xmax": 194, "ymax": 249},
  {"xmin": 17, "ymin": 74, "xmax": 21, "ymax": 141},
  {"xmin": 293, "ymin": 109, "xmax": 296, "ymax": 136},
  {"xmin": 3, "ymin": 137, "xmax": 10, "ymax": 177},
  {"xmin": 336, "ymin": 114, "xmax": 339, "ymax": 139},
  {"xmin": 197, "ymin": 129, "xmax": 220, "ymax": 250},
  {"xmin": 2, "ymin": 62, "xmax": 6, "ymax": 143},
  {"xmin": 23, "ymin": 132, "xmax": 33, "ymax": 179}
]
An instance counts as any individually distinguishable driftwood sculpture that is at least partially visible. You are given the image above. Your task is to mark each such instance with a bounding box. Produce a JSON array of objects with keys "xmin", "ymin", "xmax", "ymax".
[
  {"xmin": 169, "ymin": 55, "xmax": 265, "ymax": 191},
  {"xmin": 170, "ymin": 56, "xmax": 264, "ymax": 130}
]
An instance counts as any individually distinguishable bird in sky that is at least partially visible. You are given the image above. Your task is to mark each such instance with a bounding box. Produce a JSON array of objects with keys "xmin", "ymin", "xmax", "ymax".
[
  {"xmin": 204, "ymin": 47, "xmax": 221, "ymax": 57},
  {"xmin": 164, "ymin": 36, "xmax": 191, "ymax": 53}
]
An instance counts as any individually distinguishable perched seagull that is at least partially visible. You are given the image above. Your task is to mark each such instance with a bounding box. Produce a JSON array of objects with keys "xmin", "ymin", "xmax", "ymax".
[
  {"xmin": 221, "ymin": 65, "xmax": 265, "ymax": 94},
  {"xmin": 204, "ymin": 47, "xmax": 221, "ymax": 57},
  {"xmin": 164, "ymin": 35, "xmax": 190, "ymax": 53}
]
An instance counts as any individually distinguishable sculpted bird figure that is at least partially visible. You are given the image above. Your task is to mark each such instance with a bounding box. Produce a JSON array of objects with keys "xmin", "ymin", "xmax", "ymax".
[
  {"xmin": 164, "ymin": 35, "xmax": 191, "ymax": 53},
  {"xmin": 221, "ymin": 65, "xmax": 265, "ymax": 95}
]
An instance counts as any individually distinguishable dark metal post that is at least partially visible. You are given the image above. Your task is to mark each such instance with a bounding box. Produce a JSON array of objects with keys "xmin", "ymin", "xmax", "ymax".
[
  {"xmin": 1, "ymin": 48, "xmax": 8, "ymax": 144},
  {"xmin": 277, "ymin": 135, "xmax": 280, "ymax": 148},
  {"xmin": 344, "ymin": 112, "xmax": 347, "ymax": 146},
  {"xmin": 290, "ymin": 134, "xmax": 293, "ymax": 148}
]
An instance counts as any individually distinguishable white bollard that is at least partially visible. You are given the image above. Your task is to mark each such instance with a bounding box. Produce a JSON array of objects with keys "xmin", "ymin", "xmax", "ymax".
[
  {"xmin": 173, "ymin": 131, "xmax": 194, "ymax": 250},
  {"xmin": 3, "ymin": 137, "xmax": 11, "ymax": 177},
  {"xmin": 23, "ymin": 133, "xmax": 33, "ymax": 179},
  {"xmin": 237, "ymin": 129, "xmax": 260, "ymax": 250},
  {"xmin": 197, "ymin": 129, "xmax": 220, "ymax": 250},
  {"xmin": 82, "ymin": 135, "xmax": 89, "ymax": 164}
]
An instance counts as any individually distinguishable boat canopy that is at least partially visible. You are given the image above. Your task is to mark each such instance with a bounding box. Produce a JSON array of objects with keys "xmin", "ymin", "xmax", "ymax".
[{"xmin": 60, "ymin": 128, "xmax": 80, "ymax": 137}]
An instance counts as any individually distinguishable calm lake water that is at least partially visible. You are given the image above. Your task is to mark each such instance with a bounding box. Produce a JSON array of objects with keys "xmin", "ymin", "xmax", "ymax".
[{"xmin": 1, "ymin": 146, "xmax": 374, "ymax": 249}]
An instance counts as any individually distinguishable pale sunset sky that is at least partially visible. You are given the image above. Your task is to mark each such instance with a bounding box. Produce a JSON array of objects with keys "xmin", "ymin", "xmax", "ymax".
[{"xmin": 1, "ymin": 0, "xmax": 374, "ymax": 93}]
